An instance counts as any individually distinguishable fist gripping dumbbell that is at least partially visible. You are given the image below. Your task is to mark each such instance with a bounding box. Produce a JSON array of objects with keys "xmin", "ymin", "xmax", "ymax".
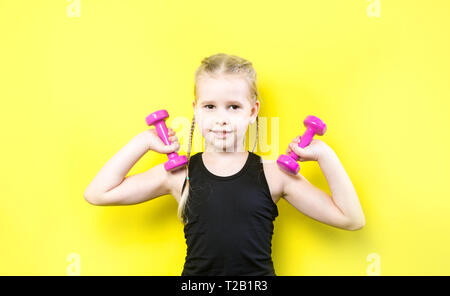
[
  {"xmin": 145, "ymin": 109, "xmax": 188, "ymax": 171},
  {"xmin": 277, "ymin": 115, "xmax": 327, "ymax": 174}
]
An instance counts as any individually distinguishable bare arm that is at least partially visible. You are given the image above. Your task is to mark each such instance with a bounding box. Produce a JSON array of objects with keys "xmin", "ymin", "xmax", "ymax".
[
  {"xmin": 282, "ymin": 172, "xmax": 356, "ymax": 230},
  {"xmin": 282, "ymin": 140, "xmax": 365, "ymax": 231},
  {"xmin": 83, "ymin": 130, "xmax": 179, "ymax": 206},
  {"xmin": 316, "ymin": 145, "xmax": 365, "ymax": 229}
]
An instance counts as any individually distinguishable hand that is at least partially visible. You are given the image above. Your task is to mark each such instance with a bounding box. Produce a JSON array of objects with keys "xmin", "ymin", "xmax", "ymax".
[
  {"xmin": 140, "ymin": 127, "xmax": 180, "ymax": 154},
  {"xmin": 286, "ymin": 136, "xmax": 328, "ymax": 162}
]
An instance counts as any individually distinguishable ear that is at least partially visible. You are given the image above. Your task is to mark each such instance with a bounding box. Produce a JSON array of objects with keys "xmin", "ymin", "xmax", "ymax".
[{"xmin": 250, "ymin": 100, "xmax": 260, "ymax": 124}]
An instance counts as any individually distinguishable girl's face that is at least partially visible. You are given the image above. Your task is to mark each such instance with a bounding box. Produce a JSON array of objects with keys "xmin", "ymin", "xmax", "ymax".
[{"xmin": 194, "ymin": 74, "xmax": 259, "ymax": 152}]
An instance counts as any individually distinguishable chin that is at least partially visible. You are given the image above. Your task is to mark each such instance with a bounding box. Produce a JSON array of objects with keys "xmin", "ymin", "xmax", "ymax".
[{"xmin": 207, "ymin": 140, "xmax": 237, "ymax": 152}]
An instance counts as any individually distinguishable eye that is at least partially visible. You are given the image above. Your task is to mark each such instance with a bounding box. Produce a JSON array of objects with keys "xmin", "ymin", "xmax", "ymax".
[
  {"xmin": 204, "ymin": 105, "xmax": 215, "ymax": 109},
  {"xmin": 229, "ymin": 105, "xmax": 240, "ymax": 110}
]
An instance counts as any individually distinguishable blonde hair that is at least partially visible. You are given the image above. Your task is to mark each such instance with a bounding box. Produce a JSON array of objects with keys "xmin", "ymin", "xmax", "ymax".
[{"xmin": 177, "ymin": 53, "xmax": 261, "ymax": 225}]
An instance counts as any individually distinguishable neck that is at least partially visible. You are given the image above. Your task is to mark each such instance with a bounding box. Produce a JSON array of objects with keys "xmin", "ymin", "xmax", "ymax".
[
  {"xmin": 204, "ymin": 141, "xmax": 247, "ymax": 154},
  {"xmin": 203, "ymin": 150, "xmax": 248, "ymax": 163}
]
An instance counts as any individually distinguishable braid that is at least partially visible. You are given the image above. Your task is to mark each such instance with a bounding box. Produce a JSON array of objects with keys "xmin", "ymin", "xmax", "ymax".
[
  {"xmin": 251, "ymin": 92, "xmax": 260, "ymax": 153},
  {"xmin": 251, "ymin": 115, "xmax": 259, "ymax": 153},
  {"xmin": 187, "ymin": 115, "xmax": 195, "ymax": 159},
  {"xmin": 178, "ymin": 114, "xmax": 196, "ymax": 224},
  {"xmin": 185, "ymin": 114, "xmax": 196, "ymax": 180}
]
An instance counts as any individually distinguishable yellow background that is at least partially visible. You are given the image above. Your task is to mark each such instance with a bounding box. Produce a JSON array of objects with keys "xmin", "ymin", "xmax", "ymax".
[{"xmin": 1, "ymin": 0, "xmax": 449, "ymax": 275}]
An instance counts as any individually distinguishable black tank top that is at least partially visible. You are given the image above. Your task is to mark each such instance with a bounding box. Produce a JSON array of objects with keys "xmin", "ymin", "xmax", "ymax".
[{"xmin": 180, "ymin": 151, "xmax": 279, "ymax": 276}]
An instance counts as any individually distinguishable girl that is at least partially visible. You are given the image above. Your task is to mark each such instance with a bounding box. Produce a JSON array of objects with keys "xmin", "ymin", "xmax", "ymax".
[{"xmin": 84, "ymin": 53, "xmax": 366, "ymax": 276}]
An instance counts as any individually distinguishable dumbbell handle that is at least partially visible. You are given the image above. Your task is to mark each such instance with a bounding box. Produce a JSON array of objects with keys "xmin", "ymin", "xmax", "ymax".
[
  {"xmin": 153, "ymin": 120, "xmax": 179, "ymax": 160},
  {"xmin": 146, "ymin": 109, "xmax": 188, "ymax": 171},
  {"xmin": 288, "ymin": 128, "xmax": 315, "ymax": 161}
]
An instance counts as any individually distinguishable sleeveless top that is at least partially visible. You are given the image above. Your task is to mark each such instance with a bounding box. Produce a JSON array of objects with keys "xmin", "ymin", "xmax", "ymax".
[{"xmin": 180, "ymin": 151, "xmax": 279, "ymax": 276}]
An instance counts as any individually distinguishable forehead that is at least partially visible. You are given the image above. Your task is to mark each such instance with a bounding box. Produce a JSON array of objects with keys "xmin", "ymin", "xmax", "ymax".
[{"xmin": 197, "ymin": 74, "xmax": 250, "ymax": 103}]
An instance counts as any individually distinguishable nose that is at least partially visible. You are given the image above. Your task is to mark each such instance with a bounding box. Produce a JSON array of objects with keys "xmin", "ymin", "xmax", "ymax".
[
  {"xmin": 216, "ymin": 117, "xmax": 229, "ymax": 126},
  {"xmin": 215, "ymin": 109, "xmax": 231, "ymax": 126}
]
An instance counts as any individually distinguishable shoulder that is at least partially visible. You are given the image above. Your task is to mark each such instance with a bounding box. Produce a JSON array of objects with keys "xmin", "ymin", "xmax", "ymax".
[
  {"xmin": 260, "ymin": 157, "xmax": 285, "ymax": 204},
  {"xmin": 166, "ymin": 152, "xmax": 201, "ymax": 204},
  {"xmin": 260, "ymin": 158, "xmax": 311, "ymax": 204},
  {"xmin": 166, "ymin": 167, "xmax": 186, "ymax": 204}
]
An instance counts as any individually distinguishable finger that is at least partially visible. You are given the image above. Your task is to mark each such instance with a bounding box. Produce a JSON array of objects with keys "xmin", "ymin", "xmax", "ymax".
[
  {"xmin": 173, "ymin": 142, "xmax": 180, "ymax": 151},
  {"xmin": 167, "ymin": 142, "xmax": 179, "ymax": 152},
  {"xmin": 289, "ymin": 142, "xmax": 301, "ymax": 153}
]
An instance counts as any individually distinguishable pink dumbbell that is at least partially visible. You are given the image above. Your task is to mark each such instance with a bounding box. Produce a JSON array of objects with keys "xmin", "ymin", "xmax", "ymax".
[
  {"xmin": 145, "ymin": 109, "xmax": 188, "ymax": 171},
  {"xmin": 277, "ymin": 115, "xmax": 327, "ymax": 174}
]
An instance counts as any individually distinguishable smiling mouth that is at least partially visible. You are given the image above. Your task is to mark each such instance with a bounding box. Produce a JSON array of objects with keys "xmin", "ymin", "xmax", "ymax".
[{"xmin": 211, "ymin": 130, "xmax": 232, "ymax": 138}]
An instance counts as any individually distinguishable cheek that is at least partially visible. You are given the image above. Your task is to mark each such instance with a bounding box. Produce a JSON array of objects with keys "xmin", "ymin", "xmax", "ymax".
[
  {"xmin": 196, "ymin": 115, "xmax": 214, "ymax": 131},
  {"xmin": 233, "ymin": 120, "xmax": 250, "ymax": 136}
]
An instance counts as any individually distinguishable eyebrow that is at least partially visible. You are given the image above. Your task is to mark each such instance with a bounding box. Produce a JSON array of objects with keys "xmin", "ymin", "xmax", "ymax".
[{"xmin": 200, "ymin": 100, "xmax": 244, "ymax": 105}]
